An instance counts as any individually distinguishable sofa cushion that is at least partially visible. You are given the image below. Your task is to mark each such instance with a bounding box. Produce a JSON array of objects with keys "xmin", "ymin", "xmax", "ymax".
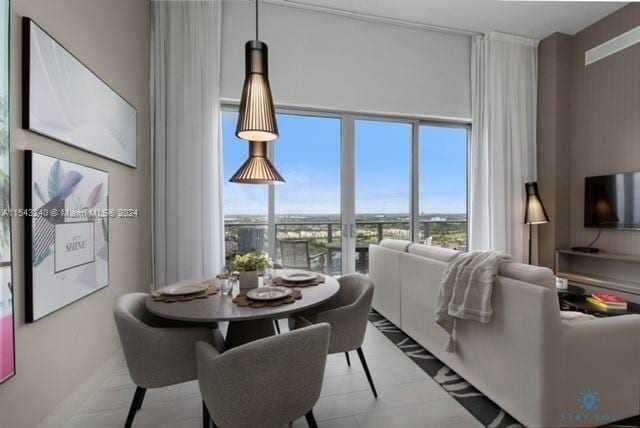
[
  {"xmin": 379, "ymin": 239, "xmax": 411, "ymax": 252},
  {"xmin": 407, "ymin": 243, "xmax": 460, "ymax": 263},
  {"xmin": 497, "ymin": 262, "xmax": 555, "ymax": 289}
]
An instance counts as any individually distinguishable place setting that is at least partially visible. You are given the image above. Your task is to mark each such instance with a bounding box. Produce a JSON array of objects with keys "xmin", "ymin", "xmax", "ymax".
[
  {"xmin": 151, "ymin": 278, "xmax": 220, "ymax": 303},
  {"xmin": 232, "ymin": 286, "xmax": 302, "ymax": 308},
  {"xmin": 273, "ymin": 271, "xmax": 325, "ymax": 288}
]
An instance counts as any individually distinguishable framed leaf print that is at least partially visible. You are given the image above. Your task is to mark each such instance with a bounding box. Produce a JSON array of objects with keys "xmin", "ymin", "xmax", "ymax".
[{"xmin": 25, "ymin": 151, "xmax": 109, "ymax": 322}]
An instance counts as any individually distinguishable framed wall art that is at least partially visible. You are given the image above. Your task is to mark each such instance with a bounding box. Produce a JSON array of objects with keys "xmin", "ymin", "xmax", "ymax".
[
  {"xmin": 22, "ymin": 17, "xmax": 137, "ymax": 167},
  {"xmin": 25, "ymin": 151, "xmax": 109, "ymax": 322},
  {"xmin": 0, "ymin": 0, "xmax": 13, "ymax": 384}
]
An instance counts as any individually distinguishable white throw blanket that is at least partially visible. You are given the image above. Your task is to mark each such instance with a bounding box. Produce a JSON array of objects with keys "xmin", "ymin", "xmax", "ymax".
[{"xmin": 435, "ymin": 251, "xmax": 511, "ymax": 352}]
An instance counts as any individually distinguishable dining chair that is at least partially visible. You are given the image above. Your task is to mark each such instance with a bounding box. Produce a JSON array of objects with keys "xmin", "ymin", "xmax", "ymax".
[
  {"xmin": 114, "ymin": 293, "xmax": 223, "ymax": 428},
  {"xmin": 197, "ymin": 323, "xmax": 331, "ymax": 428},
  {"xmin": 279, "ymin": 239, "xmax": 326, "ymax": 271},
  {"xmin": 289, "ymin": 273, "xmax": 377, "ymax": 397}
]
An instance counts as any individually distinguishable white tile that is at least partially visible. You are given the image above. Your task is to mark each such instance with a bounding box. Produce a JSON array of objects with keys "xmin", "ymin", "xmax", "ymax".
[
  {"xmin": 314, "ymin": 390, "xmax": 386, "ymax": 421},
  {"xmin": 144, "ymin": 417, "xmax": 203, "ymax": 428},
  {"xmin": 132, "ymin": 397, "xmax": 202, "ymax": 427},
  {"xmin": 43, "ymin": 321, "xmax": 478, "ymax": 428},
  {"xmin": 292, "ymin": 415, "xmax": 359, "ymax": 428},
  {"xmin": 355, "ymin": 398, "xmax": 483, "ymax": 428}
]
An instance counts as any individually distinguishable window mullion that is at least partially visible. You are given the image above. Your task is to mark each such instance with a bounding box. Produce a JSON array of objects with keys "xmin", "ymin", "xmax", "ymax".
[
  {"xmin": 411, "ymin": 120, "xmax": 420, "ymax": 243},
  {"xmin": 268, "ymin": 143, "xmax": 276, "ymax": 261}
]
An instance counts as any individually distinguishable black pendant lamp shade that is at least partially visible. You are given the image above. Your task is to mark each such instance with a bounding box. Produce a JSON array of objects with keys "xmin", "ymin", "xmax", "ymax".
[
  {"xmin": 524, "ymin": 182, "xmax": 550, "ymax": 225},
  {"xmin": 230, "ymin": 0, "xmax": 283, "ymax": 185},
  {"xmin": 235, "ymin": 40, "xmax": 278, "ymax": 142},
  {"xmin": 229, "ymin": 141, "xmax": 285, "ymax": 185}
]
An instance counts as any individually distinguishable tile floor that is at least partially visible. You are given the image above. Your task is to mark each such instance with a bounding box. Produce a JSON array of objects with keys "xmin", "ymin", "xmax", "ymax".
[{"xmin": 38, "ymin": 322, "xmax": 482, "ymax": 428}]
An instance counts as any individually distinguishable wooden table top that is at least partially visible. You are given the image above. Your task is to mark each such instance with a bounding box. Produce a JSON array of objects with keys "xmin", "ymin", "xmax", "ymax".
[{"xmin": 145, "ymin": 270, "xmax": 339, "ymax": 323}]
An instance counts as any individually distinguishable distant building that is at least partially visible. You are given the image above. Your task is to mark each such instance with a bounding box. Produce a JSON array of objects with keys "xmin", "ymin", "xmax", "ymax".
[{"xmin": 238, "ymin": 226, "xmax": 266, "ymax": 254}]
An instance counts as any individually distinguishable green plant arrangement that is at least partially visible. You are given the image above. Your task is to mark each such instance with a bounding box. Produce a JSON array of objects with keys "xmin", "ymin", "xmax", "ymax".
[{"xmin": 230, "ymin": 251, "xmax": 270, "ymax": 273}]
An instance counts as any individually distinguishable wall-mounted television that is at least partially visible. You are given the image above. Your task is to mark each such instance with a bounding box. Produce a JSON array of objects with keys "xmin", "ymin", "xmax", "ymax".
[{"xmin": 585, "ymin": 172, "xmax": 640, "ymax": 230}]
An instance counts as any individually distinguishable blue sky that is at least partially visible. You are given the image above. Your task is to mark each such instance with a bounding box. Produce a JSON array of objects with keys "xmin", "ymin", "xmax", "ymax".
[{"xmin": 223, "ymin": 112, "xmax": 467, "ymax": 216}]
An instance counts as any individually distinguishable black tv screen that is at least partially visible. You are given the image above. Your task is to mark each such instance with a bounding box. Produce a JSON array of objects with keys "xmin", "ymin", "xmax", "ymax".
[{"xmin": 585, "ymin": 173, "xmax": 640, "ymax": 229}]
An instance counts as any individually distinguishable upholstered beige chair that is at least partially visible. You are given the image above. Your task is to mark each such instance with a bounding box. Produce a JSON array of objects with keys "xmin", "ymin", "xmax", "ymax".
[
  {"xmin": 290, "ymin": 273, "xmax": 377, "ymax": 397},
  {"xmin": 197, "ymin": 323, "xmax": 330, "ymax": 428},
  {"xmin": 114, "ymin": 293, "xmax": 222, "ymax": 428}
]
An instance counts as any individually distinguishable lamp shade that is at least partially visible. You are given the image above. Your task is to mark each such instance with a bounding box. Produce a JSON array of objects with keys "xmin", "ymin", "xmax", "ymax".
[
  {"xmin": 229, "ymin": 141, "xmax": 285, "ymax": 185},
  {"xmin": 524, "ymin": 182, "xmax": 549, "ymax": 224},
  {"xmin": 235, "ymin": 40, "xmax": 278, "ymax": 142}
]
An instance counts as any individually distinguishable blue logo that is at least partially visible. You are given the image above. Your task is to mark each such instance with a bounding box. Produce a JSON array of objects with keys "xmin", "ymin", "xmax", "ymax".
[
  {"xmin": 579, "ymin": 388, "xmax": 600, "ymax": 411},
  {"xmin": 561, "ymin": 388, "xmax": 615, "ymax": 424}
]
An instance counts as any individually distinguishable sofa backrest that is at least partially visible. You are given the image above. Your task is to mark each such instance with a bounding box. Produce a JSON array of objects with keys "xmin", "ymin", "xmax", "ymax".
[
  {"xmin": 379, "ymin": 240, "xmax": 556, "ymax": 289},
  {"xmin": 407, "ymin": 243, "xmax": 460, "ymax": 263},
  {"xmin": 497, "ymin": 262, "xmax": 556, "ymax": 289},
  {"xmin": 379, "ymin": 239, "xmax": 412, "ymax": 252},
  {"xmin": 369, "ymin": 240, "xmax": 560, "ymax": 330}
]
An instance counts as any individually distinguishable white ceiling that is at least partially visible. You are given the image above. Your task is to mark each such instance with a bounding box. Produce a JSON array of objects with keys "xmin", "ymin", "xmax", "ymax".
[{"xmin": 266, "ymin": 0, "xmax": 627, "ymax": 39}]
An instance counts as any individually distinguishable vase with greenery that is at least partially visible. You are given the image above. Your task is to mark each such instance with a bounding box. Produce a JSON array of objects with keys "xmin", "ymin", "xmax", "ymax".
[{"xmin": 231, "ymin": 251, "xmax": 270, "ymax": 291}]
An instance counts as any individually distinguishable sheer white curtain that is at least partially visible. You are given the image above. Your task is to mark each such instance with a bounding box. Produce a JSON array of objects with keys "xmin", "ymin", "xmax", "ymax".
[
  {"xmin": 469, "ymin": 32, "xmax": 539, "ymax": 263},
  {"xmin": 151, "ymin": 0, "xmax": 224, "ymax": 288}
]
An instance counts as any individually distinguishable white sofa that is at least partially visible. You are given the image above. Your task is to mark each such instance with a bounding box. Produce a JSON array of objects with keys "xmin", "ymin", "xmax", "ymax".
[{"xmin": 369, "ymin": 239, "xmax": 640, "ymax": 428}]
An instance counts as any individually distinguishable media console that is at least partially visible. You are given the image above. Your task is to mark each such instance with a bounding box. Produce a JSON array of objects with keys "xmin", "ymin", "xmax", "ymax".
[{"xmin": 556, "ymin": 249, "xmax": 640, "ymax": 303}]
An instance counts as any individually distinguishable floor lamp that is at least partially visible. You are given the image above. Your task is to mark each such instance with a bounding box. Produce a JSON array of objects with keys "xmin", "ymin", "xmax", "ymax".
[{"xmin": 524, "ymin": 182, "xmax": 550, "ymax": 265}]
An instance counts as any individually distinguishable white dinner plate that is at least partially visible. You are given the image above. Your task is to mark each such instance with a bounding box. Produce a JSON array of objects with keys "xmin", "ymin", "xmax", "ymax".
[
  {"xmin": 246, "ymin": 287, "xmax": 292, "ymax": 301},
  {"xmin": 282, "ymin": 272, "xmax": 317, "ymax": 283},
  {"xmin": 161, "ymin": 283, "xmax": 208, "ymax": 296}
]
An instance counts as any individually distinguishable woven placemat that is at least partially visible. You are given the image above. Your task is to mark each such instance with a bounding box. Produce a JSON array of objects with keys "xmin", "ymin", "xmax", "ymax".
[
  {"xmin": 151, "ymin": 286, "xmax": 220, "ymax": 303},
  {"xmin": 233, "ymin": 288, "xmax": 302, "ymax": 308},
  {"xmin": 273, "ymin": 275, "xmax": 325, "ymax": 288}
]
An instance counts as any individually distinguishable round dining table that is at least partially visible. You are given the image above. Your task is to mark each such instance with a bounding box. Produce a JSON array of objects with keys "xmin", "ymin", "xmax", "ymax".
[{"xmin": 145, "ymin": 270, "xmax": 340, "ymax": 349}]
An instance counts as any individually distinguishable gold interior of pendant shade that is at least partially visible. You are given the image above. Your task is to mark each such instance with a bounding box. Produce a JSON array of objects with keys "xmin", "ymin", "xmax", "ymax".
[
  {"xmin": 229, "ymin": 141, "xmax": 285, "ymax": 185},
  {"xmin": 524, "ymin": 182, "xmax": 550, "ymax": 225},
  {"xmin": 236, "ymin": 41, "xmax": 278, "ymax": 142}
]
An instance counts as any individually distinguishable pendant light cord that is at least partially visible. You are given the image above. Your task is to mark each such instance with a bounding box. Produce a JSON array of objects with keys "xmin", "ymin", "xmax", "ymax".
[{"xmin": 255, "ymin": 0, "xmax": 259, "ymax": 40}]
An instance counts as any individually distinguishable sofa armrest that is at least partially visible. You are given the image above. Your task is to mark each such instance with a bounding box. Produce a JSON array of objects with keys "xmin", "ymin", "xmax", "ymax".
[{"xmin": 557, "ymin": 315, "xmax": 640, "ymax": 422}]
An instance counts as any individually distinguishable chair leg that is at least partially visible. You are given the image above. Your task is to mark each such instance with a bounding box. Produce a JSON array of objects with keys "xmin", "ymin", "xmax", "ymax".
[
  {"xmin": 357, "ymin": 347, "xmax": 378, "ymax": 398},
  {"xmin": 305, "ymin": 410, "xmax": 318, "ymax": 428},
  {"xmin": 345, "ymin": 352, "xmax": 351, "ymax": 366},
  {"xmin": 202, "ymin": 401, "xmax": 210, "ymax": 428},
  {"xmin": 137, "ymin": 388, "xmax": 146, "ymax": 410},
  {"xmin": 125, "ymin": 387, "xmax": 146, "ymax": 428},
  {"xmin": 274, "ymin": 319, "xmax": 281, "ymax": 334}
]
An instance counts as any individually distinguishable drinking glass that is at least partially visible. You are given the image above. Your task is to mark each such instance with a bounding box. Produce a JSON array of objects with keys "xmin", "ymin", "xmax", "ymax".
[
  {"xmin": 221, "ymin": 278, "xmax": 234, "ymax": 296},
  {"xmin": 263, "ymin": 267, "xmax": 274, "ymax": 287}
]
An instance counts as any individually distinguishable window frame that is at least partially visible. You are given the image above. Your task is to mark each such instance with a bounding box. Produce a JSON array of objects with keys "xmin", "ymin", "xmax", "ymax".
[{"xmin": 221, "ymin": 104, "xmax": 470, "ymax": 273}]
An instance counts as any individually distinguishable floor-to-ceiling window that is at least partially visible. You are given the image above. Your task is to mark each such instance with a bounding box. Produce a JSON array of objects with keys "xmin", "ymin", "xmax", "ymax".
[
  {"xmin": 222, "ymin": 112, "xmax": 268, "ymax": 266},
  {"xmin": 274, "ymin": 114, "xmax": 341, "ymax": 274},
  {"xmin": 419, "ymin": 124, "xmax": 468, "ymax": 251},
  {"xmin": 222, "ymin": 108, "xmax": 469, "ymax": 275},
  {"xmin": 355, "ymin": 120, "xmax": 412, "ymax": 273}
]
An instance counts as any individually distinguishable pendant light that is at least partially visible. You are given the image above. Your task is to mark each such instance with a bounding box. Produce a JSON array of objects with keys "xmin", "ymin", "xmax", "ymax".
[
  {"xmin": 229, "ymin": 141, "xmax": 285, "ymax": 184},
  {"xmin": 230, "ymin": 0, "xmax": 285, "ymax": 184}
]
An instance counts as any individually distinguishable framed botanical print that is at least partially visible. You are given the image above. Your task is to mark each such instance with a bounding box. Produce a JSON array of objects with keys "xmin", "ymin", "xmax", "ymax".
[{"xmin": 25, "ymin": 151, "xmax": 109, "ymax": 322}]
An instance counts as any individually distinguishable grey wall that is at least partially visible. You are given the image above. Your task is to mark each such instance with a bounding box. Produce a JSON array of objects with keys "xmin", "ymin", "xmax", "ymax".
[
  {"xmin": 221, "ymin": 1, "xmax": 471, "ymax": 121},
  {"xmin": 0, "ymin": 0, "xmax": 151, "ymax": 427},
  {"xmin": 538, "ymin": 4, "xmax": 640, "ymax": 266},
  {"xmin": 537, "ymin": 33, "xmax": 572, "ymax": 269}
]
